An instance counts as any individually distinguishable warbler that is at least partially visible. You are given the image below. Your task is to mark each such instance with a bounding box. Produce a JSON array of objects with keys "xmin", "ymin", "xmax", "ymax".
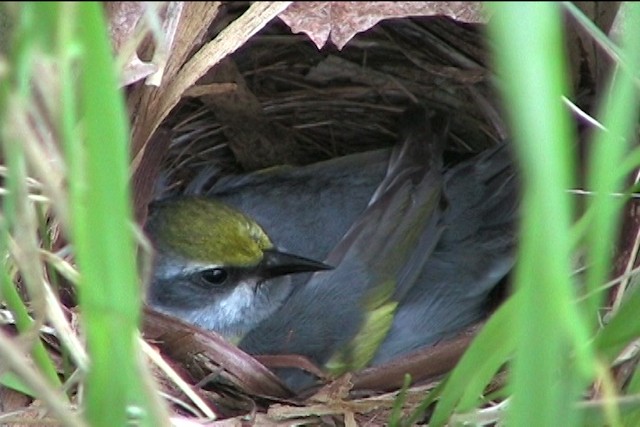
[{"xmin": 146, "ymin": 107, "xmax": 518, "ymax": 392}]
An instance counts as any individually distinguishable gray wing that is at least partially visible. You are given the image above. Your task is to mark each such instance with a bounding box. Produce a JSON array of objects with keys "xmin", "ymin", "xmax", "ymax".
[
  {"xmin": 373, "ymin": 142, "xmax": 518, "ymax": 363},
  {"xmin": 240, "ymin": 107, "xmax": 448, "ymax": 391}
]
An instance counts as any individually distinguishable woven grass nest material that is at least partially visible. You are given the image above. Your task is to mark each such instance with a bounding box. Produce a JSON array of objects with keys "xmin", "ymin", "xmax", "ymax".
[{"xmin": 159, "ymin": 15, "xmax": 502, "ymax": 199}]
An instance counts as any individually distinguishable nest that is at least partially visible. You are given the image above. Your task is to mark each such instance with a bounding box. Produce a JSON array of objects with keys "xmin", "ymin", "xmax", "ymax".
[{"xmin": 141, "ymin": 9, "xmax": 512, "ymax": 423}]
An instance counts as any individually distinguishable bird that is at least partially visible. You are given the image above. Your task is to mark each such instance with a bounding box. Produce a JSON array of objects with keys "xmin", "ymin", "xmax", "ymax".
[{"xmin": 145, "ymin": 106, "xmax": 519, "ymax": 392}]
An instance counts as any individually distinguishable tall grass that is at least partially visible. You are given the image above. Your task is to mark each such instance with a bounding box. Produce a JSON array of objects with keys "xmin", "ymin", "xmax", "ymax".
[
  {"xmin": 1, "ymin": 2, "xmax": 640, "ymax": 426},
  {"xmin": 0, "ymin": 2, "xmax": 166, "ymax": 426}
]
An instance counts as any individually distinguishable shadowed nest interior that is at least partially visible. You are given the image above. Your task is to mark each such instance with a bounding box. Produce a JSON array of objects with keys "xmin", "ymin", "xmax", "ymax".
[{"xmin": 159, "ymin": 12, "xmax": 503, "ymax": 199}]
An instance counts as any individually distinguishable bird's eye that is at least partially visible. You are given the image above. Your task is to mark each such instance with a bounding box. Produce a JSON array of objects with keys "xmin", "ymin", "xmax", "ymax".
[{"xmin": 199, "ymin": 268, "xmax": 228, "ymax": 287}]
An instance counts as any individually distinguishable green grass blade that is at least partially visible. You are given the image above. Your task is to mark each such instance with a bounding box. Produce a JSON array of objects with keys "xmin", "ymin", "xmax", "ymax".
[
  {"xmin": 388, "ymin": 374, "xmax": 411, "ymax": 427},
  {"xmin": 429, "ymin": 294, "xmax": 517, "ymax": 426},
  {"xmin": 488, "ymin": 2, "xmax": 593, "ymax": 426},
  {"xmin": 68, "ymin": 3, "xmax": 167, "ymax": 426},
  {"xmin": 582, "ymin": 4, "xmax": 640, "ymax": 332}
]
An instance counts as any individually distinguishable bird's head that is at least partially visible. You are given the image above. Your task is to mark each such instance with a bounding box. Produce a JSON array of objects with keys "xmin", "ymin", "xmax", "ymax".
[{"xmin": 145, "ymin": 197, "xmax": 331, "ymax": 339}]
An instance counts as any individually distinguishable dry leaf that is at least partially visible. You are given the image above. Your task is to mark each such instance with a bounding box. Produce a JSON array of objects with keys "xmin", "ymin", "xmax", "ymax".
[
  {"xmin": 106, "ymin": 2, "xmax": 147, "ymax": 55},
  {"xmin": 106, "ymin": 2, "xmax": 158, "ymax": 86},
  {"xmin": 279, "ymin": 1, "xmax": 486, "ymax": 50},
  {"xmin": 143, "ymin": 307, "xmax": 293, "ymax": 399}
]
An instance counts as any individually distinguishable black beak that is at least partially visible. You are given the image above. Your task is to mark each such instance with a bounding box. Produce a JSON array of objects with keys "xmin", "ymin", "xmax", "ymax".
[{"xmin": 261, "ymin": 249, "xmax": 333, "ymax": 279}]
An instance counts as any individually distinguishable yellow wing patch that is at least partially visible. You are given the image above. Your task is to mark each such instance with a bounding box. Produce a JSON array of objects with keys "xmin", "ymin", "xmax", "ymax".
[{"xmin": 325, "ymin": 279, "xmax": 398, "ymax": 375}]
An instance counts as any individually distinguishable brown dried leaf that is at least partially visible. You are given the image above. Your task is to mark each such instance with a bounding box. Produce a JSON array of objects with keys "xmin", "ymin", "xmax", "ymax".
[
  {"xmin": 106, "ymin": 2, "xmax": 158, "ymax": 86},
  {"xmin": 279, "ymin": 1, "xmax": 486, "ymax": 50},
  {"xmin": 253, "ymin": 354, "xmax": 326, "ymax": 379},
  {"xmin": 266, "ymin": 377, "xmax": 426, "ymax": 423},
  {"xmin": 309, "ymin": 374, "xmax": 353, "ymax": 404},
  {"xmin": 121, "ymin": 57, "xmax": 158, "ymax": 87},
  {"xmin": 351, "ymin": 326, "xmax": 478, "ymax": 392},
  {"xmin": 106, "ymin": 1, "xmax": 147, "ymax": 54},
  {"xmin": 106, "ymin": 2, "xmax": 190, "ymax": 87},
  {"xmin": 0, "ymin": 386, "xmax": 32, "ymax": 415},
  {"xmin": 143, "ymin": 307, "xmax": 293, "ymax": 400}
]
